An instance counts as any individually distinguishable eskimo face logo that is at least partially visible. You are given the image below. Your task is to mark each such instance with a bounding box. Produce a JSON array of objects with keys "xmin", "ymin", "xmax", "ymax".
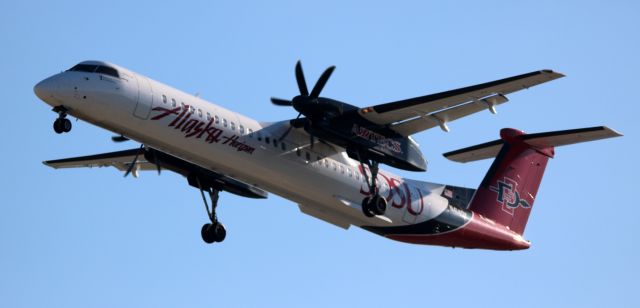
[{"xmin": 489, "ymin": 177, "xmax": 531, "ymax": 214}]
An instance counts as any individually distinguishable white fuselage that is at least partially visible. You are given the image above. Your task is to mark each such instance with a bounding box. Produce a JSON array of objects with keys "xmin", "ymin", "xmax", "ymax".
[{"xmin": 35, "ymin": 61, "xmax": 451, "ymax": 231}]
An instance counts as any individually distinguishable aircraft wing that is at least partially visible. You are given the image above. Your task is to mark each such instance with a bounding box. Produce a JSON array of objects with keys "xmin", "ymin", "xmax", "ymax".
[
  {"xmin": 358, "ymin": 70, "xmax": 564, "ymax": 136},
  {"xmin": 43, "ymin": 148, "xmax": 157, "ymax": 172},
  {"xmin": 44, "ymin": 147, "xmax": 268, "ymax": 199}
]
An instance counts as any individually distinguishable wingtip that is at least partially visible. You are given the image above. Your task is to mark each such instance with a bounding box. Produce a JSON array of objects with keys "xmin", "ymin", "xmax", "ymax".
[
  {"xmin": 603, "ymin": 126, "xmax": 624, "ymax": 137},
  {"xmin": 541, "ymin": 69, "xmax": 565, "ymax": 78}
]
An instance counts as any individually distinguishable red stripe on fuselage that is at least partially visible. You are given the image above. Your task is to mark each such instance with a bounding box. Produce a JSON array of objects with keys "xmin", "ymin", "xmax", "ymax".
[{"xmin": 386, "ymin": 214, "xmax": 530, "ymax": 250}]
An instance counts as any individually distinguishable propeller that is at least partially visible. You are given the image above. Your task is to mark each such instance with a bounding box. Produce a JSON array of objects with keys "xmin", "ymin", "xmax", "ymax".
[
  {"xmin": 149, "ymin": 148, "xmax": 162, "ymax": 175},
  {"xmin": 278, "ymin": 113, "xmax": 301, "ymax": 141},
  {"xmin": 271, "ymin": 61, "xmax": 336, "ymax": 145},
  {"xmin": 124, "ymin": 145, "xmax": 163, "ymax": 177},
  {"xmin": 113, "ymin": 135, "xmax": 160, "ymax": 175},
  {"xmin": 124, "ymin": 144, "xmax": 144, "ymax": 177}
]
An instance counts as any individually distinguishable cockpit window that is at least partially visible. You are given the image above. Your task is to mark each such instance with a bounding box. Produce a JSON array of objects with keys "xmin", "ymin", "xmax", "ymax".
[
  {"xmin": 67, "ymin": 64, "xmax": 119, "ymax": 78},
  {"xmin": 95, "ymin": 65, "xmax": 120, "ymax": 78},
  {"xmin": 68, "ymin": 64, "xmax": 98, "ymax": 73}
]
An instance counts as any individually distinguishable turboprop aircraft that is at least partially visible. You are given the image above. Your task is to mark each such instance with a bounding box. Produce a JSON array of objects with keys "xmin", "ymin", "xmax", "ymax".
[{"xmin": 34, "ymin": 60, "xmax": 621, "ymax": 249}]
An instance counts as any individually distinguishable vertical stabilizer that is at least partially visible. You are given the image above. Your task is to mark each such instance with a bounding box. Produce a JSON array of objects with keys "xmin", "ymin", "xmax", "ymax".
[
  {"xmin": 443, "ymin": 126, "xmax": 621, "ymax": 235},
  {"xmin": 469, "ymin": 128, "xmax": 552, "ymax": 234}
]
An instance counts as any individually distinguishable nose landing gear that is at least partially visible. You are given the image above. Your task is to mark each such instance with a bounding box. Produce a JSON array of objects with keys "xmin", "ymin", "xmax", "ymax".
[
  {"xmin": 195, "ymin": 177, "xmax": 227, "ymax": 244},
  {"xmin": 52, "ymin": 106, "xmax": 72, "ymax": 134}
]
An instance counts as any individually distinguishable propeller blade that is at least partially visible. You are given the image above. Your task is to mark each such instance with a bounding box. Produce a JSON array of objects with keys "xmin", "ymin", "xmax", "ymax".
[
  {"xmin": 279, "ymin": 113, "xmax": 301, "ymax": 141},
  {"xmin": 271, "ymin": 97, "xmax": 293, "ymax": 106},
  {"xmin": 151, "ymin": 149, "xmax": 162, "ymax": 175},
  {"xmin": 309, "ymin": 66, "xmax": 335, "ymax": 98},
  {"xmin": 295, "ymin": 61, "xmax": 309, "ymax": 96},
  {"xmin": 124, "ymin": 144, "xmax": 144, "ymax": 178},
  {"xmin": 112, "ymin": 135, "xmax": 129, "ymax": 142}
]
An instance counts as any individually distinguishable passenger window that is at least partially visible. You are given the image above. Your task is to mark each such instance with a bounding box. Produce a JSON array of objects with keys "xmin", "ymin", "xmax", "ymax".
[
  {"xmin": 206, "ymin": 112, "xmax": 211, "ymax": 121},
  {"xmin": 231, "ymin": 122, "xmax": 235, "ymax": 131},
  {"xmin": 248, "ymin": 129, "xmax": 254, "ymax": 137},
  {"xmin": 162, "ymin": 95, "xmax": 167, "ymax": 104},
  {"xmin": 348, "ymin": 169, "xmax": 352, "ymax": 177},
  {"xmin": 265, "ymin": 136, "xmax": 270, "ymax": 144},
  {"xmin": 281, "ymin": 142, "xmax": 286, "ymax": 151},
  {"xmin": 171, "ymin": 98, "xmax": 177, "ymax": 107},
  {"xmin": 189, "ymin": 106, "xmax": 195, "ymax": 114},
  {"xmin": 257, "ymin": 132, "xmax": 262, "ymax": 141},
  {"xmin": 223, "ymin": 119, "xmax": 228, "ymax": 127},
  {"xmin": 296, "ymin": 148, "xmax": 301, "ymax": 156},
  {"xmin": 239, "ymin": 125, "xmax": 245, "ymax": 135},
  {"xmin": 198, "ymin": 109, "xmax": 203, "ymax": 118},
  {"xmin": 305, "ymin": 152, "xmax": 311, "ymax": 161},
  {"xmin": 181, "ymin": 102, "xmax": 186, "ymax": 110},
  {"xmin": 273, "ymin": 139, "xmax": 278, "ymax": 147},
  {"xmin": 214, "ymin": 115, "xmax": 220, "ymax": 125},
  {"xmin": 332, "ymin": 162, "xmax": 337, "ymax": 171}
]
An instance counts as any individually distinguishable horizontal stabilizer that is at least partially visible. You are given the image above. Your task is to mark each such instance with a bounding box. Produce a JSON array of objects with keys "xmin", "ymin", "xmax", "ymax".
[{"xmin": 444, "ymin": 126, "xmax": 622, "ymax": 163}]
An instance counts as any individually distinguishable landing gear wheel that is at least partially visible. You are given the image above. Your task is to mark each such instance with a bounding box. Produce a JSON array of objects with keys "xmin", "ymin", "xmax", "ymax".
[
  {"xmin": 61, "ymin": 118, "xmax": 72, "ymax": 132},
  {"xmin": 195, "ymin": 177, "xmax": 227, "ymax": 244},
  {"xmin": 212, "ymin": 223, "xmax": 226, "ymax": 242},
  {"xmin": 362, "ymin": 195, "xmax": 387, "ymax": 217},
  {"xmin": 370, "ymin": 195, "xmax": 387, "ymax": 216},
  {"xmin": 201, "ymin": 223, "xmax": 216, "ymax": 244},
  {"xmin": 361, "ymin": 197, "xmax": 374, "ymax": 217},
  {"xmin": 53, "ymin": 119, "xmax": 64, "ymax": 134},
  {"xmin": 201, "ymin": 222, "xmax": 227, "ymax": 244},
  {"xmin": 52, "ymin": 107, "xmax": 71, "ymax": 134}
]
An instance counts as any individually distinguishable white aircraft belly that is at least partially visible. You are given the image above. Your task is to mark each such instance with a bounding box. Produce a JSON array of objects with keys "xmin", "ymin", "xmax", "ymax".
[{"xmin": 82, "ymin": 71, "xmax": 444, "ymax": 230}]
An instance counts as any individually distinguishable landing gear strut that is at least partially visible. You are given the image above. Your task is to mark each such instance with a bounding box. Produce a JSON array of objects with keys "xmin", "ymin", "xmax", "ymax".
[
  {"xmin": 52, "ymin": 106, "xmax": 71, "ymax": 134},
  {"xmin": 356, "ymin": 153, "xmax": 387, "ymax": 217},
  {"xmin": 196, "ymin": 178, "xmax": 226, "ymax": 244}
]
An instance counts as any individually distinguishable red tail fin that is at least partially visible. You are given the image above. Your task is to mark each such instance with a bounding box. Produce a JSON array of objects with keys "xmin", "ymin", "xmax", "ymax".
[
  {"xmin": 469, "ymin": 128, "xmax": 552, "ymax": 234},
  {"xmin": 443, "ymin": 126, "xmax": 622, "ymax": 235}
]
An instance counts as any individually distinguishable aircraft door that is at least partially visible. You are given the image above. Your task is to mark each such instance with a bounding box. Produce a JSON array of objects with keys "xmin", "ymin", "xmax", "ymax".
[{"xmin": 133, "ymin": 75, "xmax": 154, "ymax": 119}]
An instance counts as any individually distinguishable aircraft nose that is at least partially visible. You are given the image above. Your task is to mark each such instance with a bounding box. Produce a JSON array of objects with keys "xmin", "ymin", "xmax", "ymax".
[{"xmin": 34, "ymin": 76, "xmax": 60, "ymax": 102}]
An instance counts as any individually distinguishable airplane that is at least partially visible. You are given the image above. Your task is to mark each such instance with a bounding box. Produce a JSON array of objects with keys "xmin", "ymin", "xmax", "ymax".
[{"xmin": 34, "ymin": 60, "xmax": 621, "ymax": 250}]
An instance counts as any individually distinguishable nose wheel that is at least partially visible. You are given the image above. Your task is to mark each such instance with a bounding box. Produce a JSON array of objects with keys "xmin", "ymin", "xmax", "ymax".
[
  {"xmin": 196, "ymin": 177, "xmax": 226, "ymax": 244},
  {"xmin": 52, "ymin": 106, "xmax": 72, "ymax": 134}
]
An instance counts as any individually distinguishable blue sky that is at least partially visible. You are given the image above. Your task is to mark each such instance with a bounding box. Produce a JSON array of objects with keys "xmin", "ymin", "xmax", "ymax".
[{"xmin": 1, "ymin": 1, "xmax": 638, "ymax": 307}]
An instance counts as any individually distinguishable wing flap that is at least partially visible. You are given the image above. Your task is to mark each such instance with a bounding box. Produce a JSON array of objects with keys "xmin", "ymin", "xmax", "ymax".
[
  {"xmin": 359, "ymin": 70, "xmax": 564, "ymax": 133},
  {"xmin": 390, "ymin": 94, "xmax": 508, "ymax": 136},
  {"xmin": 44, "ymin": 148, "xmax": 268, "ymax": 199},
  {"xmin": 43, "ymin": 148, "xmax": 156, "ymax": 171}
]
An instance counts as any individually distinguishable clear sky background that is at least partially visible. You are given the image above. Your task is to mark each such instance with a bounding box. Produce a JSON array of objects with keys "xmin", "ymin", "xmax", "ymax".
[{"xmin": 1, "ymin": 1, "xmax": 638, "ymax": 307}]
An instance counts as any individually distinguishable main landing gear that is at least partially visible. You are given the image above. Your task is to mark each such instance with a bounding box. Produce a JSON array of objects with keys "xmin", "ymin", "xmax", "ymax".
[
  {"xmin": 357, "ymin": 155, "xmax": 387, "ymax": 218},
  {"xmin": 196, "ymin": 178, "xmax": 227, "ymax": 244},
  {"xmin": 52, "ymin": 106, "xmax": 71, "ymax": 134}
]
